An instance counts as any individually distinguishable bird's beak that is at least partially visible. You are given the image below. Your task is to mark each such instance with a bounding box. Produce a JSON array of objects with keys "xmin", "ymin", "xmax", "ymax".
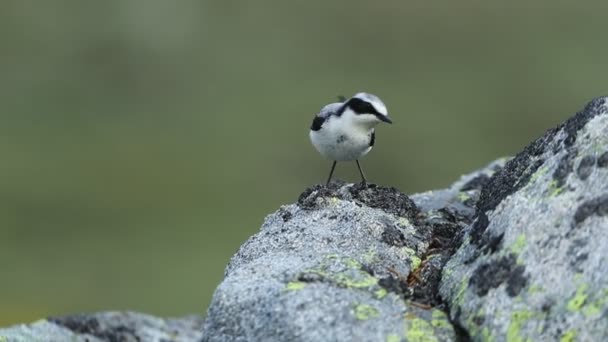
[{"xmin": 378, "ymin": 114, "xmax": 393, "ymax": 124}]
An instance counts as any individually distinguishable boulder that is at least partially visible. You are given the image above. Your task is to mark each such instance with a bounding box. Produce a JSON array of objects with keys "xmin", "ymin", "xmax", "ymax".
[
  {"xmin": 202, "ymin": 161, "xmax": 506, "ymax": 341},
  {"xmin": 0, "ymin": 311, "xmax": 204, "ymax": 342},
  {"xmin": 440, "ymin": 97, "xmax": 608, "ymax": 341}
]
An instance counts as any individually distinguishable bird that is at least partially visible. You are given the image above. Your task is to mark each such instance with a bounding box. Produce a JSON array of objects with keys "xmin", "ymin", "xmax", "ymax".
[{"xmin": 309, "ymin": 92, "xmax": 392, "ymax": 185}]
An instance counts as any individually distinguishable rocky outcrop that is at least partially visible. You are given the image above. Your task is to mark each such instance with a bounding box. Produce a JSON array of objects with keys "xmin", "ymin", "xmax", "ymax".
[
  {"xmin": 440, "ymin": 97, "xmax": 608, "ymax": 341},
  {"xmin": 0, "ymin": 312, "xmax": 204, "ymax": 341},
  {"xmin": 202, "ymin": 162, "xmax": 504, "ymax": 342},
  {"xmin": 1, "ymin": 97, "xmax": 607, "ymax": 342},
  {"xmin": 203, "ymin": 96, "xmax": 608, "ymax": 341}
]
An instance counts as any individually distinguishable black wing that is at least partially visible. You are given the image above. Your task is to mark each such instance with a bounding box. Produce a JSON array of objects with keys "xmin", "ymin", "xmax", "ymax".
[{"xmin": 369, "ymin": 130, "xmax": 375, "ymax": 147}]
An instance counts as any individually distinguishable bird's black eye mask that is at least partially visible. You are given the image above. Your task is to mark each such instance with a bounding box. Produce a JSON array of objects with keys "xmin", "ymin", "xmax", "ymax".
[{"xmin": 338, "ymin": 97, "xmax": 382, "ymax": 117}]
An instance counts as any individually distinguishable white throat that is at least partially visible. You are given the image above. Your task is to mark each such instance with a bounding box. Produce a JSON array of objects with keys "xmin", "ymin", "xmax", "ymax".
[{"xmin": 341, "ymin": 109, "xmax": 380, "ymax": 133}]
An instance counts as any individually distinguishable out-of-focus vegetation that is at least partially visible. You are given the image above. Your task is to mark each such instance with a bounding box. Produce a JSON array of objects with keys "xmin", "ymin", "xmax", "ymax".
[{"xmin": 1, "ymin": 0, "xmax": 607, "ymax": 325}]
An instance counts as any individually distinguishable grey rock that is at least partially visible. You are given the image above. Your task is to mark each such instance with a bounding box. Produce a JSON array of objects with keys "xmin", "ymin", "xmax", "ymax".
[
  {"xmin": 202, "ymin": 160, "xmax": 505, "ymax": 342},
  {"xmin": 440, "ymin": 96, "xmax": 608, "ymax": 341},
  {"xmin": 0, "ymin": 311, "xmax": 204, "ymax": 342},
  {"xmin": 4, "ymin": 97, "xmax": 608, "ymax": 342}
]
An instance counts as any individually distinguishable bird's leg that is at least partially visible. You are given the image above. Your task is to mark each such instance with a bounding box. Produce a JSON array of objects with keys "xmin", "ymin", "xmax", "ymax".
[
  {"xmin": 326, "ymin": 161, "xmax": 337, "ymax": 186},
  {"xmin": 356, "ymin": 160, "xmax": 367, "ymax": 185}
]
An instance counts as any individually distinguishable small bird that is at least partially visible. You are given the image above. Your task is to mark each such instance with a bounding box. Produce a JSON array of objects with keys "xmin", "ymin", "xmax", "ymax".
[{"xmin": 309, "ymin": 92, "xmax": 392, "ymax": 185}]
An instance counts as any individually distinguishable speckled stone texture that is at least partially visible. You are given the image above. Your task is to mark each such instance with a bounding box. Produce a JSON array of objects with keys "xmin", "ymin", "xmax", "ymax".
[
  {"xmin": 0, "ymin": 311, "xmax": 204, "ymax": 342},
  {"xmin": 441, "ymin": 96, "xmax": 608, "ymax": 341},
  {"xmin": 202, "ymin": 161, "xmax": 505, "ymax": 342}
]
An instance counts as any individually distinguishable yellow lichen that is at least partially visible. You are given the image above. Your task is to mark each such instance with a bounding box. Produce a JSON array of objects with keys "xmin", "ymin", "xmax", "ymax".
[
  {"xmin": 405, "ymin": 317, "xmax": 438, "ymax": 342},
  {"xmin": 506, "ymin": 310, "xmax": 534, "ymax": 342},
  {"xmin": 529, "ymin": 166, "xmax": 548, "ymax": 183},
  {"xmin": 386, "ymin": 333, "xmax": 401, "ymax": 342},
  {"xmin": 284, "ymin": 281, "xmax": 307, "ymax": 291},
  {"xmin": 375, "ymin": 288, "xmax": 388, "ymax": 299},
  {"xmin": 560, "ymin": 330, "xmax": 576, "ymax": 342},
  {"xmin": 567, "ymin": 284, "xmax": 588, "ymax": 312},
  {"xmin": 455, "ymin": 277, "xmax": 469, "ymax": 306},
  {"xmin": 430, "ymin": 310, "xmax": 451, "ymax": 329},
  {"xmin": 547, "ymin": 179, "xmax": 563, "ymax": 197},
  {"xmin": 482, "ymin": 327, "xmax": 495, "ymax": 342},
  {"xmin": 457, "ymin": 192, "xmax": 471, "ymax": 202},
  {"xmin": 354, "ymin": 304, "xmax": 380, "ymax": 320},
  {"xmin": 399, "ymin": 247, "xmax": 422, "ymax": 270},
  {"xmin": 510, "ymin": 234, "xmax": 527, "ymax": 254}
]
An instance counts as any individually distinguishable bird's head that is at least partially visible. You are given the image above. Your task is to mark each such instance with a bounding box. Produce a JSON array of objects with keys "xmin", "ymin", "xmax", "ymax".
[{"xmin": 340, "ymin": 92, "xmax": 392, "ymax": 128}]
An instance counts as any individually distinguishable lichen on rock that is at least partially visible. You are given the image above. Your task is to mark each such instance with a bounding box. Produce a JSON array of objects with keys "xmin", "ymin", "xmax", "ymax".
[
  {"xmin": 441, "ymin": 96, "xmax": 608, "ymax": 341},
  {"xmin": 2, "ymin": 97, "xmax": 608, "ymax": 342}
]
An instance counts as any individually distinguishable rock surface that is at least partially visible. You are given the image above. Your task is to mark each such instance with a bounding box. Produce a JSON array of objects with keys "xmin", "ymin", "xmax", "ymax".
[
  {"xmin": 0, "ymin": 311, "xmax": 205, "ymax": 341},
  {"xmin": 1, "ymin": 97, "xmax": 607, "ymax": 342},
  {"xmin": 440, "ymin": 97, "xmax": 608, "ymax": 341},
  {"xmin": 202, "ymin": 161, "xmax": 507, "ymax": 342}
]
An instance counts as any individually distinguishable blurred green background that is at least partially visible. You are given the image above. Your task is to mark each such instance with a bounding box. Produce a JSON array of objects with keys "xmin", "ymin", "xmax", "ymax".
[{"xmin": 1, "ymin": 0, "xmax": 607, "ymax": 326}]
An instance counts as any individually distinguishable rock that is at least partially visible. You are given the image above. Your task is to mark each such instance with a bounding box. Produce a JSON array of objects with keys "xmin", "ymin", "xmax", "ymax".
[
  {"xmin": 0, "ymin": 312, "xmax": 204, "ymax": 342},
  {"xmin": 3, "ymin": 97, "xmax": 607, "ymax": 342},
  {"xmin": 440, "ymin": 96, "xmax": 608, "ymax": 341},
  {"xmin": 202, "ymin": 161, "xmax": 506, "ymax": 342}
]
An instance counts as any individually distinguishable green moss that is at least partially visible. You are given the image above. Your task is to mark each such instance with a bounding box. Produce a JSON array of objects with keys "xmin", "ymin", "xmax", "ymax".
[
  {"xmin": 354, "ymin": 303, "xmax": 380, "ymax": 320},
  {"xmin": 405, "ymin": 317, "xmax": 438, "ymax": 342},
  {"xmin": 567, "ymin": 284, "xmax": 588, "ymax": 312},
  {"xmin": 284, "ymin": 281, "xmax": 307, "ymax": 291},
  {"xmin": 560, "ymin": 330, "xmax": 576, "ymax": 342},
  {"xmin": 386, "ymin": 333, "xmax": 401, "ymax": 342},
  {"xmin": 506, "ymin": 310, "xmax": 534, "ymax": 342},
  {"xmin": 510, "ymin": 234, "xmax": 527, "ymax": 254}
]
